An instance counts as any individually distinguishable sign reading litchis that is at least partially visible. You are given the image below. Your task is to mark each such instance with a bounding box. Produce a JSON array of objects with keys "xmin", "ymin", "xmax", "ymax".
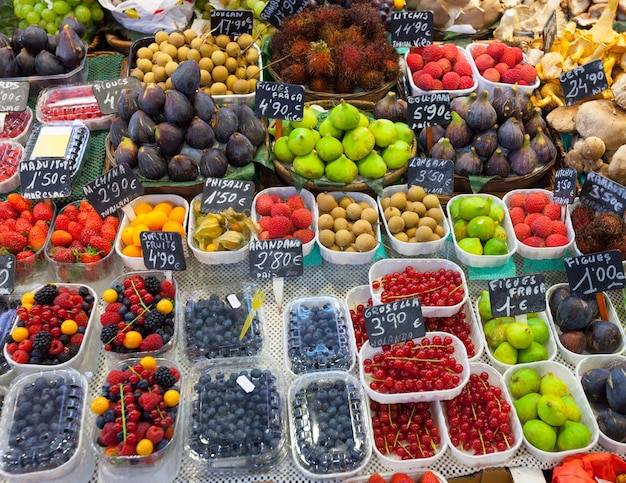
[
  {"xmin": 564, "ymin": 250, "xmax": 626, "ymax": 296},
  {"xmin": 390, "ymin": 11, "xmax": 434, "ymax": 48},
  {"xmin": 488, "ymin": 274, "xmax": 547, "ymax": 317},
  {"xmin": 363, "ymin": 297, "xmax": 424, "ymax": 348},
  {"xmin": 553, "ymin": 168, "xmax": 577, "ymax": 205}
]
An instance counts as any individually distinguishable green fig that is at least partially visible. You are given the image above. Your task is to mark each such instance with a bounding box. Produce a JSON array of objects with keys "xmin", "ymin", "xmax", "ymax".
[
  {"xmin": 514, "ymin": 393, "xmax": 541, "ymax": 424},
  {"xmin": 357, "ymin": 151, "xmax": 387, "ymax": 179},
  {"xmin": 527, "ymin": 318, "xmax": 550, "ymax": 345},
  {"xmin": 509, "ymin": 367, "xmax": 541, "ymax": 399},
  {"xmin": 518, "ymin": 342, "xmax": 549, "ymax": 363},
  {"xmin": 556, "ymin": 421, "xmax": 592, "ymax": 451},
  {"xmin": 483, "ymin": 238, "xmax": 508, "ymax": 255},
  {"xmin": 318, "ymin": 117, "xmax": 343, "ymax": 138},
  {"xmin": 343, "ymin": 126, "xmax": 375, "ymax": 161},
  {"xmin": 274, "ymin": 136, "xmax": 295, "ymax": 163},
  {"xmin": 537, "ymin": 394, "xmax": 568, "ymax": 426},
  {"xmin": 458, "ymin": 196, "xmax": 491, "ymax": 221},
  {"xmin": 315, "ymin": 134, "xmax": 344, "ymax": 162},
  {"xmin": 325, "ymin": 154, "xmax": 358, "ymax": 183},
  {"xmin": 368, "ymin": 119, "xmax": 397, "ymax": 148},
  {"xmin": 382, "ymin": 140, "xmax": 412, "ymax": 169},
  {"xmin": 293, "ymin": 150, "xmax": 325, "ymax": 179},
  {"xmin": 287, "ymin": 127, "xmax": 317, "ymax": 156},
  {"xmin": 358, "ymin": 112, "xmax": 370, "ymax": 127},
  {"xmin": 290, "ymin": 106, "xmax": 318, "ymax": 129},
  {"xmin": 328, "ymin": 101, "xmax": 361, "ymax": 131},
  {"xmin": 523, "ymin": 419, "xmax": 557, "ymax": 452},
  {"xmin": 478, "ymin": 290, "xmax": 492, "ymax": 321},
  {"xmin": 484, "ymin": 319, "xmax": 508, "ymax": 349},
  {"xmin": 493, "ymin": 341, "xmax": 517, "ymax": 365},
  {"xmin": 467, "ymin": 215, "xmax": 496, "ymax": 242},
  {"xmin": 540, "ymin": 373, "xmax": 569, "ymax": 397},
  {"xmin": 394, "ymin": 121, "xmax": 415, "ymax": 145},
  {"xmin": 453, "ymin": 219, "xmax": 469, "ymax": 241},
  {"xmin": 505, "ymin": 322, "xmax": 534, "ymax": 349},
  {"xmin": 561, "ymin": 395, "xmax": 582, "ymax": 422}
]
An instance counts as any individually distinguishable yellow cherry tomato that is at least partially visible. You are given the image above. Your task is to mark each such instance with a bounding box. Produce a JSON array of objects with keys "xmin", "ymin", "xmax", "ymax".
[
  {"xmin": 140, "ymin": 356, "xmax": 157, "ymax": 370},
  {"xmin": 91, "ymin": 396, "xmax": 110, "ymax": 414},
  {"xmin": 123, "ymin": 331, "xmax": 143, "ymax": 349},
  {"xmin": 156, "ymin": 299, "xmax": 173, "ymax": 315},
  {"xmin": 136, "ymin": 438, "xmax": 154, "ymax": 455},
  {"xmin": 11, "ymin": 327, "xmax": 29, "ymax": 342},
  {"xmin": 61, "ymin": 319, "xmax": 78, "ymax": 335},
  {"xmin": 21, "ymin": 292, "xmax": 35, "ymax": 305},
  {"xmin": 102, "ymin": 288, "xmax": 118, "ymax": 304},
  {"xmin": 163, "ymin": 389, "xmax": 180, "ymax": 407}
]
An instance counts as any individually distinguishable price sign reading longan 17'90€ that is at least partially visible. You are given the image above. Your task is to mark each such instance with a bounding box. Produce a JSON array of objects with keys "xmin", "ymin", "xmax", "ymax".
[
  {"xmin": 201, "ymin": 178, "xmax": 254, "ymax": 214},
  {"xmin": 255, "ymin": 81, "xmax": 304, "ymax": 122},
  {"xmin": 19, "ymin": 157, "xmax": 71, "ymax": 200},
  {"xmin": 0, "ymin": 81, "xmax": 28, "ymax": 112},
  {"xmin": 92, "ymin": 77, "xmax": 142, "ymax": 115},
  {"xmin": 83, "ymin": 163, "xmax": 144, "ymax": 218},
  {"xmin": 407, "ymin": 93, "xmax": 451, "ymax": 130},
  {"xmin": 488, "ymin": 274, "xmax": 546, "ymax": 318},
  {"xmin": 363, "ymin": 297, "xmax": 424, "ymax": 348},
  {"xmin": 553, "ymin": 167, "xmax": 577, "ymax": 205},
  {"xmin": 560, "ymin": 59, "xmax": 608, "ymax": 106},
  {"xmin": 0, "ymin": 254, "xmax": 15, "ymax": 296},
  {"xmin": 249, "ymin": 238, "xmax": 303, "ymax": 279},
  {"xmin": 211, "ymin": 9, "xmax": 253, "ymax": 37},
  {"xmin": 579, "ymin": 171, "xmax": 626, "ymax": 217},
  {"xmin": 390, "ymin": 10, "xmax": 434, "ymax": 48},
  {"xmin": 564, "ymin": 250, "xmax": 626, "ymax": 296},
  {"xmin": 140, "ymin": 231, "xmax": 186, "ymax": 271},
  {"xmin": 261, "ymin": 0, "xmax": 308, "ymax": 28},
  {"xmin": 408, "ymin": 157, "xmax": 454, "ymax": 195}
]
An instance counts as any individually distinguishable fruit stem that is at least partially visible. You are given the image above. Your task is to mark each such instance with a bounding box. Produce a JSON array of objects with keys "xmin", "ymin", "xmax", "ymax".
[
  {"xmin": 119, "ymin": 383, "xmax": 127, "ymax": 442},
  {"xmin": 105, "ymin": 307, "xmax": 148, "ymax": 346},
  {"xmin": 405, "ymin": 404, "xmax": 416, "ymax": 430},
  {"xmin": 397, "ymin": 440, "xmax": 415, "ymax": 459}
]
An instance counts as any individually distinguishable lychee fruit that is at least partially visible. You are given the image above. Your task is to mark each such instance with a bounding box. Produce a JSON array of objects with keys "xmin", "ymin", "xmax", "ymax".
[
  {"xmin": 523, "ymin": 236, "xmax": 546, "ymax": 248},
  {"xmin": 406, "ymin": 53, "xmax": 424, "ymax": 72},
  {"xmin": 474, "ymin": 53, "xmax": 495, "ymax": 72},
  {"xmin": 267, "ymin": 215, "xmax": 292, "ymax": 238},
  {"xmin": 523, "ymin": 192, "xmax": 550, "ymax": 213},
  {"xmin": 509, "ymin": 206, "xmax": 526, "ymax": 226},
  {"xmin": 293, "ymin": 228, "xmax": 315, "ymax": 243},
  {"xmin": 545, "ymin": 234, "xmax": 570, "ymax": 247},
  {"xmin": 422, "ymin": 44, "xmax": 443, "ymax": 63},
  {"xmin": 291, "ymin": 208, "xmax": 313, "ymax": 229},
  {"xmin": 442, "ymin": 71, "xmax": 460, "ymax": 90},
  {"xmin": 551, "ymin": 220, "xmax": 568, "ymax": 236},
  {"xmin": 542, "ymin": 203, "xmax": 562, "ymax": 221},
  {"xmin": 486, "ymin": 41, "xmax": 506, "ymax": 61},
  {"xmin": 255, "ymin": 194, "xmax": 275, "ymax": 216},
  {"xmin": 453, "ymin": 61, "xmax": 472, "ymax": 77},
  {"xmin": 286, "ymin": 194, "xmax": 305, "ymax": 211},
  {"xmin": 508, "ymin": 193, "xmax": 526, "ymax": 208},
  {"xmin": 524, "ymin": 212, "xmax": 542, "ymax": 227},
  {"xmin": 270, "ymin": 203, "xmax": 292, "ymax": 217},
  {"xmin": 514, "ymin": 223, "xmax": 532, "ymax": 241},
  {"xmin": 482, "ymin": 68, "xmax": 500, "ymax": 82},
  {"xmin": 530, "ymin": 215, "xmax": 553, "ymax": 238}
]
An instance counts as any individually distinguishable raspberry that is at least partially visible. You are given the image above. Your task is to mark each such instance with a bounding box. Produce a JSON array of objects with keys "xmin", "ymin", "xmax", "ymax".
[
  {"xmin": 100, "ymin": 311, "xmax": 122, "ymax": 326},
  {"xmin": 286, "ymin": 194, "xmax": 305, "ymax": 211},
  {"xmin": 270, "ymin": 203, "xmax": 291, "ymax": 217},
  {"xmin": 501, "ymin": 68, "xmax": 522, "ymax": 84},
  {"xmin": 470, "ymin": 44, "xmax": 488, "ymax": 59},
  {"xmin": 523, "ymin": 236, "xmax": 546, "ymax": 248},
  {"xmin": 406, "ymin": 53, "xmax": 424, "ymax": 72},
  {"xmin": 546, "ymin": 234, "xmax": 570, "ymax": 247},
  {"xmin": 442, "ymin": 71, "xmax": 460, "ymax": 89},
  {"xmin": 520, "ymin": 64, "xmax": 537, "ymax": 84},
  {"xmin": 452, "ymin": 61, "xmax": 472, "ymax": 77},
  {"xmin": 500, "ymin": 48, "xmax": 517, "ymax": 68},
  {"xmin": 139, "ymin": 333, "xmax": 164, "ymax": 352},
  {"xmin": 254, "ymin": 194, "xmax": 274, "ymax": 216},
  {"xmin": 542, "ymin": 203, "xmax": 562, "ymax": 221},
  {"xmin": 139, "ymin": 392, "xmax": 161, "ymax": 412},
  {"xmin": 508, "ymin": 193, "xmax": 527, "ymax": 208},
  {"xmin": 441, "ymin": 43, "xmax": 458, "ymax": 62},
  {"xmin": 117, "ymin": 442, "xmax": 137, "ymax": 456},
  {"xmin": 99, "ymin": 423, "xmax": 119, "ymax": 446},
  {"xmin": 12, "ymin": 350, "xmax": 29, "ymax": 363},
  {"xmin": 70, "ymin": 333, "xmax": 83, "ymax": 345},
  {"xmin": 436, "ymin": 57, "xmax": 452, "ymax": 75},
  {"xmin": 514, "ymin": 223, "xmax": 532, "ymax": 241},
  {"xmin": 530, "ymin": 215, "xmax": 553, "ymax": 238},
  {"xmin": 159, "ymin": 281, "xmax": 175, "ymax": 299},
  {"xmin": 267, "ymin": 215, "xmax": 292, "ymax": 238},
  {"xmin": 146, "ymin": 425, "xmax": 164, "ymax": 444},
  {"xmin": 508, "ymin": 206, "xmax": 526, "ymax": 226},
  {"xmin": 459, "ymin": 76, "xmax": 474, "ymax": 89},
  {"xmin": 486, "ymin": 41, "xmax": 506, "ymax": 61},
  {"xmin": 415, "ymin": 72, "xmax": 434, "ymax": 91},
  {"xmin": 524, "ymin": 192, "xmax": 550, "ymax": 213},
  {"xmin": 482, "ymin": 68, "xmax": 500, "ymax": 82},
  {"xmin": 474, "ymin": 53, "xmax": 495, "ymax": 72},
  {"xmin": 422, "ymin": 44, "xmax": 443, "ymax": 63},
  {"xmin": 106, "ymin": 369, "xmax": 126, "ymax": 385},
  {"xmin": 551, "ymin": 220, "xmax": 568, "ymax": 236},
  {"xmin": 422, "ymin": 61, "xmax": 443, "ymax": 79}
]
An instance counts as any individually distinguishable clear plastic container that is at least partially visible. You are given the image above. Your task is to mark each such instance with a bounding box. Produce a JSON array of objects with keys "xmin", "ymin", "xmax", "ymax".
[
  {"xmin": 251, "ymin": 186, "xmax": 318, "ymax": 257},
  {"xmin": 288, "ymin": 371, "xmax": 372, "ymax": 479},
  {"xmin": 36, "ymin": 82, "xmax": 115, "ymax": 131},
  {"xmin": 0, "ymin": 298, "xmax": 18, "ymax": 386},
  {"xmin": 442, "ymin": 363, "xmax": 523, "ymax": 467},
  {"xmin": 115, "ymin": 194, "xmax": 189, "ymax": 271},
  {"xmin": 0, "ymin": 141, "xmax": 24, "ymax": 194},
  {"xmin": 94, "ymin": 358, "xmax": 183, "ymax": 483},
  {"xmin": 3, "ymin": 283, "xmax": 98, "ymax": 376},
  {"xmin": 186, "ymin": 356, "xmax": 286, "ymax": 470},
  {"xmin": 344, "ymin": 470, "xmax": 448, "ymax": 483},
  {"xmin": 0, "ymin": 55, "xmax": 88, "ymax": 94},
  {"xmin": 429, "ymin": 299, "xmax": 484, "ymax": 363},
  {"xmin": 378, "ymin": 184, "xmax": 449, "ymax": 256},
  {"xmin": 359, "ymin": 331, "xmax": 470, "ymax": 404},
  {"xmin": 502, "ymin": 189, "xmax": 574, "ymax": 260},
  {"xmin": 345, "ymin": 284, "xmax": 373, "ymax": 353},
  {"xmin": 502, "ymin": 361, "xmax": 599, "ymax": 465},
  {"xmin": 283, "ymin": 295, "xmax": 356, "ymax": 376},
  {"xmin": 0, "ymin": 369, "xmax": 93, "ymax": 483},
  {"xmin": 182, "ymin": 282, "xmax": 264, "ymax": 362},
  {"xmin": 101, "ymin": 271, "xmax": 178, "ymax": 365},
  {"xmin": 446, "ymin": 193, "xmax": 518, "ymax": 268},
  {"xmin": 545, "ymin": 283, "xmax": 626, "ymax": 366},
  {"xmin": 575, "ymin": 355, "xmax": 626, "ymax": 455},
  {"xmin": 0, "ymin": 107, "xmax": 34, "ymax": 146},
  {"xmin": 368, "ymin": 258, "xmax": 468, "ymax": 318}
]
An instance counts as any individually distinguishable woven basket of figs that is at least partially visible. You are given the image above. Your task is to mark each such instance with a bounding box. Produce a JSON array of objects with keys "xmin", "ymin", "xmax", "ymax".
[
  {"xmin": 266, "ymin": 2, "xmax": 401, "ymax": 102},
  {"xmin": 271, "ymin": 98, "xmax": 414, "ymax": 194},
  {"xmin": 416, "ymin": 86, "xmax": 558, "ymax": 198},
  {"xmin": 105, "ymin": 60, "xmax": 269, "ymax": 197}
]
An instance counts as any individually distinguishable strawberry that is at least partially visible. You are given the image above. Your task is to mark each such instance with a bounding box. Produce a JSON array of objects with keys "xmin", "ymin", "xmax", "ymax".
[
  {"xmin": 63, "ymin": 204, "xmax": 79, "ymax": 220},
  {"xmin": 2, "ymin": 219, "xmax": 15, "ymax": 231},
  {"xmin": 51, "ymin": 247, "xmax": 76, "ymax": 263},
  {"xmin": 28, "ymin": 223, "xmax": 48, "ymax": 251},
  {"xmin": 50, "ymin": 230, "xmax": 73, "ymax": 248},
  {"xmin": 391, "ymin": 474, "xmax": 413, "ymax": 483},
  {"xmin": 0, "ymin": 202, "xmax": 17, "ymax": 221},
  {"xmin": 83, "ymin": 211, "xmax": 104, "ymax": 231},
  {"xmin": 368, "ymin": 475, "xmax": 386, "ymax": 483},
  {"xmin": 79, "ymin": 227, "xmax": 97, "ymax": 246},
  {"xmin": 32, "ymin": 201, "xmax": 54, "ymax": 222},
  {"xmin": 88, "ymin": 235, "xmax": 112, "ymax": 255},
  {"xmin": 103, "ymin": 215, "xmax": 119, "ymax": 228},
  {"xmin": 0, "ymin": 231, "xmax": 28, "ymax": 253},
  {"xmin": 81, "ymin": 248, "xmax": 102, "ymax": 263},
  {"xmin": 67, "ymin": 221, "xmax": 83, "ymax": 241},
  {"xmin": 421, "ymin": 471, "xmax": 440, "ymax": 483},
  {"xmin": 79, "ymin": 200, "xmax": 95, "ymax": 212},
  {"xmin": 16, "ymin": 250, "xmax": 35, "ymax": 268},
  {"xmin": 7, "ymin": 193, "xmax": 31, "ymax": 213},
  {"xmin": 19, "ymin": 210, "xmax": 33, "ymax": 224},
  {"xmin": 100, "ymin": 222, "xmax": 118, "ymax": 242},
  {"xmin": 14, "ymin": 218, "xmax": 32, "ymax": 235},
  {"xmin": 54, "ymin": 213, "xmax": 71, "ymax": 231}
]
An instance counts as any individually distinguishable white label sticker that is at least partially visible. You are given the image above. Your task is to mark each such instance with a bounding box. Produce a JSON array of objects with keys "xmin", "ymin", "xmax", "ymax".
[
  {"xmin": 236, "ymin": 375, "xmax": 255, "ymax": 393},
  {"xmin": 227, "ymin": 293, "xmax": 241, "ymax": 309}
]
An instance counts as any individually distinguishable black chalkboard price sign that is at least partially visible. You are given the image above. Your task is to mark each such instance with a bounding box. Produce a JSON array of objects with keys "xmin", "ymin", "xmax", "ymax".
[
  {"xmin": 83, "ymin": 163, "xmax": 144, "ymax": 218},
  {"xmin": 580, "ymin": 171, "xmax": 626, "ymax": 217},
  {"xmin": 542, "ymin": 10, "xmax": 557, "ymax": 53},
  {"xmin": 249, "ymin": 238, "xmax": 303, "ymax": 279},
  {"xmin": 19, "ymin": 157, "xmax": 71, "ymax": 199},
  {"xmin": 362, "ymin": 297, "xmax": 424, "ymax": 348},
  {"xmin": 140, "ymin": 231, "xmax": 186, "ymax": 271},
  {"xmin": 201, "ymin": 178, "xmax": 254, "ymax": 214},
  {"xmin": 211, "ymin": 9, "xmax": 253, "ymax": 37},
  {"xmin": 553, "ymin": 167, "xmax": 577, "ymax": 205},
  {"xmin": 564, "ymin": 250, "xmax": 626, "ymax": 296},
  {"xmin": 560, "ymin": 59, "xmax": 608, "ymax": 106},
  {"xmin": 408, "ymin": 157, "xmax": 454, "ymax": 195},
  {"xmin": 390, "ymin": 11, "xmax": 434, "ymax": 48},
  {"xmin": 260, "ymin": 0, "xmax": 308, "ymax": 28},
  {"xmin": 93, "ymin": 77, "xmax": 142, "ymax": 115},
  {"xmin": 0, "ymin": 254, "xmax": 15, "ymax": 296},
  {"xmin": 488, "ymin": 274, "xmax": 546, "ymax": 317},
  {"xmin": 0, "ymin": 81, "xmax": 28, "ymax": 112},
  {"xmin": 407, "ymin": 93, "xmax": 451, "ymax": 130},
  {"xmin": 255, "ymin": 81, "xmax": 304, "ymax": 122}
]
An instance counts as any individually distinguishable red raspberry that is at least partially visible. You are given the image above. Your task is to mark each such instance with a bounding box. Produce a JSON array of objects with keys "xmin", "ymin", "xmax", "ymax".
[
  {"xmin": 101, "ymin": 311, "xmax": 122, "ymax": 326},
  {"xmin": 18, "ymin": 339, "xmax": 32, "ymax": 352},
  {"xmin": 70, "ymin": 333, "xmax": 83, "ymax": 345},
  {"xmin": 48, "ymin": 339, "xmax": 64, "ymax": 355},
  {"xmin": 159, "ymin": 281, "xmax": 176, "ymax": 298},
  {"xmin": 106, "ymin": 369, "xmax": 126, "ymax": 385},
  {"xmin": 146, "ymin": 425, "xmax": 164, "ymax": 444},
  {"xmin": 12, "ymin": 350, "xmax": 29, "ymax": 363},
  {"xmin": 139, "ymin": 392, "xmax": 161, "ymax": 412}
]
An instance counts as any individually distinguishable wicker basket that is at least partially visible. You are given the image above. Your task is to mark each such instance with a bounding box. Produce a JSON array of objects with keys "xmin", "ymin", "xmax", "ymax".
[
  {"xmin": 272, "ymin": 99, "xmax": 412, "ymax": 193},
  {"xmin": 105, "ymin": 32, "xmax": 132, "ymax": 54}
]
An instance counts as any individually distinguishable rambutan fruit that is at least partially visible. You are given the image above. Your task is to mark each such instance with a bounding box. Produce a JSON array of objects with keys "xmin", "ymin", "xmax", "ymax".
[
  {"xmin": 570, "ymin": 204, "xmax": 595, "ymax": 230},
  {"xmin": 335, "ymin": 73, "xmax": 356, "ymax": 94},
  {"xmin": 306, "ymin": 40, "xmax": 334, "ymax": 77},
  {"xmin": 344, "ymin": 3, "xmax": 387, "ymax": 41},
  {"xmin": 342, "ymin": 25, "xmax": 365, "ymax": 48},
  {"xmin": 335, "ymin": 43, "xmax": 365, "ymax": 81},
  {"xmin": 590, "ymin": 211, "xmax": 624, "ymax": 237},
  {"xmin": 268, "ymin": 31, "xmax": 289, "ymax": 58},
  {"xmin": 309, "ymin": 76, "xmax": 333, "ymax": 92},
  {"xmin": 575, "ymin": 231, "xmax": 605, "ymax": 254},
  {"xmin": 359, "ymin": 70, "xmax": 385, "ymax": 91},
  {"xmin": 280, "ymin": 63, "xmax": 309, "ymax": 85},
  {"xmin": 363, "ymin": 45, "xmax": 385, "ymax": 70},
  {"xmin": 311, "ymin": 4, "xmax": 345, "ymax": 30},
  {"xmin": 319, "ymin": 24, "xmax": 343, "ymax": 49},
  {"xmin": 288, "ymin": 38, "xmax": 311, "ymax": 61},
  {"xmin": 607, "ymin": 235, "xmax": 626, "ymax": 260},
  {"xmin": 381, "ymin": 58, "xmax": 400, "ymax": 81},
  {"xmin": 280, "ymin": 11, "xmax": 316, "ymax": 40}
]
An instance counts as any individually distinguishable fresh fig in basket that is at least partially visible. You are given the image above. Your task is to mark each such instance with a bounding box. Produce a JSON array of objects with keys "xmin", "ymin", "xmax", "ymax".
[{"xmin": 168, "ymin": 154, "xmax": 198, "ymax": 182}]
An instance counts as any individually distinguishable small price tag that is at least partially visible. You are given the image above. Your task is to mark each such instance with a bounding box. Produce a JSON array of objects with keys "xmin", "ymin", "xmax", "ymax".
[
  {"xmin": 140, "ymin": 231, "xmax": 186, "ymax": 271},
  {"xmin": 408, "ymin": 157, "xmax": 454, "ymax": 195},
  {"xmin": 542, "ymin": 10, "xmax": 557, "ymax": 53},
  {"xmin": 560, "ymin": 59, "xmax": 608, "ymax": 106},
  {"xmin": 211, "ymin": 9, "xmax": 253, "ymax": 37},
  {"xmin": 564, "ymin": 250, "xmax": 626, "ymax": 296},
  {"xmin": 254, "ymin": 81, "xmax": 304, "ymax": 122},
  {"xmin": 249, "ymin": 238, "xmax": 303, "ymax": 279},
  {"xmin": 407, "ymin": 93, "xmax": 451, "ymax": 130},
  {"xmin": 488, "ymin": 274, "xmax": 546, "ymax": 318},
  {"xmin": 363, "ymin": 297, "xmax": 424, "ymax": 348},
  {"xmin": 19, "ymin": 157, "xmax": 71, "ymax": 199},
  {"xmin": 0, "ymin": 81, "xmax": 28, "ymax": 112},
  {"xmin": 201, "ymin": 178, "xmax": 254, "ymax": 213},
  {"xmin": 260, "ymin": 0, "xmax": 308, "ymax": 28},
  {"xmin": 553, "ymin": 168, "xmax": 577, "ymax": 205},
  {"xmin": 390, "ymin": 11, "xmax": 433, "ymax": 48},
  {"xmin": 580, "ymin": 171, "xmax": 626, "ymax": 217},
  {"xmin": 0, "ymin": 254, "xmax": 15, "ymax": 296},
  {"xmin": 83, "ymin": 164, "xmax": 144, "ymax": 218},
  {"xmin": 92, "ymin": 77, "xmax": 142, "ymax": 115}
]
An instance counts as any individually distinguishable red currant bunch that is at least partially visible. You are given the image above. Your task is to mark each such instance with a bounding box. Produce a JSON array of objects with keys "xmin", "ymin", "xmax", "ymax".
[
  {"xmin": 349, "ymin": 297, "xmax": 373, "ymax": 351},
  {"xmin": 425, "ymin": 311, "xmax": 475, "ymax": 358},
  {"xmin": 443, "ymin": 371, "xmax": 515, "ymax": 455},
  {"xmin": 373, "ymin": 267, "xmax": 465, "ymax": 306}
]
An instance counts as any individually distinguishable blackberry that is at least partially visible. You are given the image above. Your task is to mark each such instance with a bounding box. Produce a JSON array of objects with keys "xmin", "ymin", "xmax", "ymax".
[
  {"xmin": 100, "ymin": 325, "xmax": 119, "ymax": 345},
  {"xmin": 68, "ymin": 344, "xmax": 80, "ymax": 358},
  {"xmin": 144, "ymin": 311, "xmax": 165, "ymax": 332},
  {"xmin": 32, "ymin": 331, "xmax": 52, "ymax": 352},
  {"xmin": 34, "ymin": 284, "xmax": 58, "ymax": 305},
  {"xmin": 153, "ymin": 366, "xmax": 175, "ymax": 388},
  {"xmin": 59, "ymin": 335, "xmax": 71, "ymax": 345},
  {"xmin": 144, "ymin": 276, "xmax": 161, "ymax": 296},
  {"xmin": 58, "ymin": 352, "xmax": 71, "ymax": 363}
]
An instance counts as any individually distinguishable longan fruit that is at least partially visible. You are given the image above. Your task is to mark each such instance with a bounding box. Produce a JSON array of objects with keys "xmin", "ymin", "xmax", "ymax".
[
  {"xmin": 200, "ymin": 69, "xmax": 212, "ymax": 86},
  {"xmin": 344, "ymin": 245, "xmax": 357, "ymax": 252},
  {"xmin": 330, "ymin": 206, "xmax": 347, "ymax": 220},
  {"xmin": 426, "ymin": 207, "xmax": 444, "ymax": 224},
  {"xmin": 136, "ymin": 58, "xmax": 153, "ymax": 73},
  {"xmin": 335, "ymin": 229, "xmax": 354, "ymax": 247},
  {"xmin": 236, "ymin": 66, "xmax": 247, "ymax": 79},
  {"xmin": 405, "ymin": 227, "xmax": 417, "ymax": 238},
  {"xmin": 183, "ymin": 28, "xmax": 197, "ymax": 43},
  {"xmin": 317, "ymin": 193, "xmax": 338, "ymax": 212},
  {"xmin": 415, "ymin": 225, "xmax": 434, "ymax": 242},
  {"xmin": 130, "ymin": 68, "xmax": 144, "ymax": 81},
  {"xmin": 358, "ymin": 201, "xmax": 371, "ymax": 211},
  {"xmin": 160, "ymin": 42, "xmax": 178, "ymax": 59},
  {"xmin": 165, "ymin": 77, "xmax": 174, "ymax": 90},
  {"xmin": 226, "ymin": 74, "xmax": 238, "ymax": 91},
  {"xmin": 187, "ymin": 49, "xmax": 201, "ymax": 62},
  {"xmin": 333, "ymin": 217, "xmax": 349, "ymax": 232},
  {"xmin": 318, "ymin": 229, "xmax": 335, "ymax": 248},
  {"xmin": 248, "ymin": 78, "xmax": 258, "ymax": 91},
  {"xmin": 190, "ymin": 37, "xmax": 203, "ymax": 50},
  {"xmin": 389, "ymin": 192, "xmax": 407, "ymax": 210},
  {"xmin": 246, "ymin": 65, "xmax": 261, "ymax": 80},
  {"xmin": 177, "ymin": 45, "xmax": 190, "ymax": 61},
  {"xmin": 211, "ymin": 50, "xmax": 227, "ymax": 66},
  {"xmin": 407, "ymin": 185, "xmax": 426, "ymax": 202},
  {"xmin": 339, "ymin": 196, "xmax": 355, "ymax": 209},
  {"xmin": 225, "ymin": 56, "xmax": 238, "ymax": 73},
  {"xmin": 157, "ymin": 81, "xmax": 167, "ymax": 91},
  {"xmin": 168, "ymin": 31, "xmax": 186, "ymax": 48},
  {"xmin": 225, "ymin": 41, "xmax": 241, "ymax": 57},
  {"xmin": 401, "ymin": 211, "xmax": 419, "ymax": 228},
  {"xmin": 156, "ymin": 53, "xmax": 173, "ymax": 67},
  {"xmin": 200, "ymin": 43, "xmax": 218, "ymax": 58},
  {"xmin": 154, "ymin": 31, "xmax": 169, "ymax": 44},
  {"xmin": 435, "ymin": 225, "xmax": 445, "ymax": 237},
  {"xmin": 352, "ymin": 219, "xmax": 372, "ymax": 236},
  {"xmin": 318, "ymin": 214, "xmax": 334, "ymax": 230},
  {"xmin": 152, "ymin": 65, "xmax": 167, "ymax": 82},
  {"xmin": 148, "ymin": 42, "xmax": 160, "ymax": 53},
  {"xmin": 407, "ymin": 201, "xmax": 427, "ymax": 217},
  {"xmin": 360, "ymin": 207, "xmax": 378, "ymax": 224},
  {"xmin": 418, "ymin": 217, "xmax": 438, "ymax": 231},
  {"xmin": 380, "ymin": 197, "xmax": 391, "ymax": 211},
  {"xmin": 387, "ymin": 216, "xmax": 405, "ymax": 234},
  {"xmin": 384, "ymin": 206, "xmax": 401, "ymax": 221},
  {"xmin": 345, "ymin": 203, "xmax": 362, "ymax": 221},
  {"xmin": 245, "ymin": 47, "xmax": 259, "ymax": 64},
  {"xmin": 211, "ymin": 65, "xmax": 229, "ymax": 83},
  {"xmin": 393, "ymin": 232, "xmax": 409, "ymax": 242},
  {"xmin": 355, "ymin": 233, "xmax": 377, "ymax": 252},
  {"xmin": 165, "ymin": 61, "xmax": 179, "ymax": 77},
  {"xmin": 237, "ymin": 33, "xmax": 254, "ymax": 49},
  {"xmin": 232, "ymin": 78, "xmax": 249, "ymax": 94},
  {"xmin": 143, "ymin": 72, "xmax": 156, "ymax": 84},
  {"xmin": 215, "ymin": 34, "xmax": 231, "ymax": 48},
  {"xmin": 210, "ymin": 82, "xmax": 227, "ymax": 95},
  {"xmin": 329, "ymin": 244, "xmax": 341, "ymax": 251},
  {"xmin": 136, "ymin": 47, "xmax": 153, "ymax": 60},
  {"xmin": 198, "ymin": 57, "xmax": 213, "ymax": 72},
  {"xmin": 423, "ymin": 194, "xmax": 441, "ymax": 210}
]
